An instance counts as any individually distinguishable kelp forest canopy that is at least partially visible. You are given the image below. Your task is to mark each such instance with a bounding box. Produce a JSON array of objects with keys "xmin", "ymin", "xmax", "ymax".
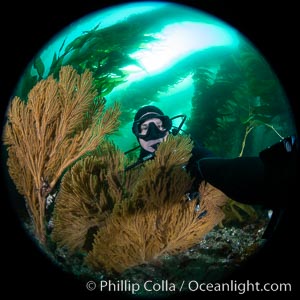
[
  {"xmin": 13, "ymin": 5, "xmax": 295, "ymax": 158},
  {"xmin": 187, "ymin": 47, "xmax": 293, "ymax": 157},
  {"xmin": 14, "ymin": 8, "xmax": 163, "ymax": 100}
]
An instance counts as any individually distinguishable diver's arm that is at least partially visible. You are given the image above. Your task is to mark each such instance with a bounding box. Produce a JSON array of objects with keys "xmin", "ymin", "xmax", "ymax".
[
  {"xmin": 196, "ymin": 135, "xmax": 299, "ymax": 209},
  {"xmin": 197, "ymin": 156, "xmax": 266, "ymax": 205}
]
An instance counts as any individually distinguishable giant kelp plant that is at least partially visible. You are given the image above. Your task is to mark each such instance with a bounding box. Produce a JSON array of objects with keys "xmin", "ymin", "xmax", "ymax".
[
  {"xmin": 52, "ymin": 135, "xmax": 228, "ymax": 274},
  {"xmin": 14, "ymin": 8, "xmax": 167, "ymax": 101},
  {"xmin": 187, "ymin": 43, "xmax": 291, "ymax": 157},
  {"xmin": 183, "ymin": 44, "xmax": 291, "ymax": 225},
  {"xmin": 3, "ymin": 66, "xmax": 120, "ymax": 244}
]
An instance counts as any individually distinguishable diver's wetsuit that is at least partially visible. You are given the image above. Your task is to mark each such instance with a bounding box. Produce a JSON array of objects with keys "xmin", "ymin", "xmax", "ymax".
[
  {"xmin": 197, "ymin": 135, "xmax": 299, "ymax": 209},
  {"xmin": 185, "ymin": 139, "xmax": 216, "ymax": 191},
  {"xmin": 197, "ymin": 136, "xmax": 299, "ymax": 239}
]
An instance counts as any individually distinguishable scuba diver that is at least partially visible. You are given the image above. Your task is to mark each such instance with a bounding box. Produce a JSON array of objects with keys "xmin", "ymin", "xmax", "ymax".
[
  {"xmin": 125, "ymin": 105, "xmax": 299, "ymax": 238},
  {"xmin": 125, "ymin": 105, "xmax": 215, "ymax": 199},
  {"xmin": 126, "ymin": 105, "xmax": 214, "ymax": 173}
]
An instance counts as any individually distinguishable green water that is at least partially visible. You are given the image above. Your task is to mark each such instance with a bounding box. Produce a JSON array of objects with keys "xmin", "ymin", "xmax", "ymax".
[{"xmin": 13, "ymin": 1, "xmax": 295, "ymax": 157}]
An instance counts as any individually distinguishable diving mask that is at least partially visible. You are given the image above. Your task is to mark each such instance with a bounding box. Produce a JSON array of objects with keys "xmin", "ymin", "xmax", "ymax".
[
  {"xmin": 137, "ymin": 121, "xmax": 168, "ymax": 141},
  {"xmin": 132, "ymin": 114, "xmax": 172, "ymax": 140}
]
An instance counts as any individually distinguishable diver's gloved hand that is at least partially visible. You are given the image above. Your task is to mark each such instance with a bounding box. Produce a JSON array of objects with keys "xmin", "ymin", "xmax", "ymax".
[
  {"xmin": 259, "ymin": 135, "xmax": 298, "ymax": 164},
  {"xmin": 184, "ymin": 191, "xmax": 200, "ymax": 202},
  {"xmin": 184, "ymin": 191, "xmax": 207, "ymax": 219},
  {"xmin": 259, "ymin": 135, "xmax": 298, "ymax": 202}
]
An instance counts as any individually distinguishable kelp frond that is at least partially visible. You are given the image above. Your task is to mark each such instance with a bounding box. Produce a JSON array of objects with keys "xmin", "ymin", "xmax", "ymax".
[{"xmin": 221, "ymin": 198, "xmax": 258, "ymax": 226}]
